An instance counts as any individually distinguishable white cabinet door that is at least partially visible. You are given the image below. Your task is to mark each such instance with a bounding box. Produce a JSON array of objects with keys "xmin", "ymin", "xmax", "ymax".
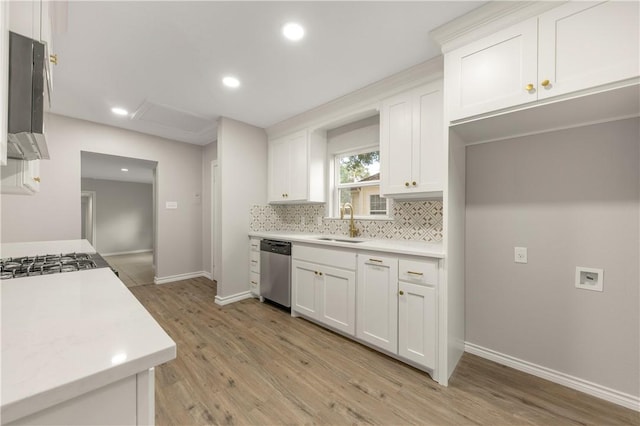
[
  {"xmin": 287, "ymin": 130, "xmax": 309, "ymax": 201},
  {"xmin": 380, "ymin": 81, "xmax": 444, "ymax": 198},
  {"xmin": 446, "ymin": 17, "xmax": 538, "ymax": 121},
  {"xmin": 413, "ymin": 82, "xmax": 444, "ymax": 193},
  {"xmin": 380, "ymin": 90, "xmax": 413, "ymax": 194},
  {"xmin": 292, "ymin": 260, "xmax": 321, "ymax": 319},
  {"xmin": 268, "ymin": 136, "xmax": 289, "ymax": 202},
  {"xmin": 538, "ymin": 1, "xmax": 640, "ymax": 100},
  {"xmin": 318, "ymin": 265, "xmax": 356, "ymax": 336},
  {"xmin": 356, "ymin": 254, "xmax": 398, "ymax": 353},
  {"xmin": 1, "ymin": 159, "xmax": 40, "ymax": 194},
  {"xmin": 398, "ymin": 281, "xmax": 436, "ymax": 370}
]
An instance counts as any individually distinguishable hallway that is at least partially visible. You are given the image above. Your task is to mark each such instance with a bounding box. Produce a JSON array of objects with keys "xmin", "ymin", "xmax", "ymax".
[{"xmin": 104, "ymin": 251, "xmax": 154, "ymax": 287}]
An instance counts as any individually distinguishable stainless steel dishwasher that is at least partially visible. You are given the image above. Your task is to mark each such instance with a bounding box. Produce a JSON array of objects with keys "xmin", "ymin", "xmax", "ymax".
[{"xmin": 260, "ymin": 239, "xmax": 291, "ymax": 308}]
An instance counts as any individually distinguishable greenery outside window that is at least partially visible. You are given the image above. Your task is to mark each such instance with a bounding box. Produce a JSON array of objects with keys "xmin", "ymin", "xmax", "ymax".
[{"xmin": 334, "ymin": 148, "xmax": 389, "ymax": 218}]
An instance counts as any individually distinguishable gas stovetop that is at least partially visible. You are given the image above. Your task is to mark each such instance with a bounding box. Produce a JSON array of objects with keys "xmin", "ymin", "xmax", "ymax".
[{"xmin": 0, "ymin": 252, "xmax": 113, "ymax": 280}]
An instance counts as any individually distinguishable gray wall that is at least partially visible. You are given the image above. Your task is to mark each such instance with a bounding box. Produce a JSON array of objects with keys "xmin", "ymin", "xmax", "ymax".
[
  {"xmin": 217, "ymin": 117, "xmax": 267, "ymax": 300},
  {"xmin": 465, "ymin": 118, "xmax": 639, "ymax": 397},
  {"xmin": 201, "ymin": 141, "xmax": 217, "ymax": 278},
  {"xmin": 81, "ymin": 178, "xmax": 153, "ymax": 255},
  {"xmin": 1, "ymin": 113, "xmax": 204, "ymax": 280}
]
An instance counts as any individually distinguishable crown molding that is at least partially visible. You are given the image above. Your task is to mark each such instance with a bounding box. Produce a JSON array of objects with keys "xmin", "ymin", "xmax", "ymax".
[{"xmin": 430, "ymin": 1, "xmax": 564, "ymax": 53}]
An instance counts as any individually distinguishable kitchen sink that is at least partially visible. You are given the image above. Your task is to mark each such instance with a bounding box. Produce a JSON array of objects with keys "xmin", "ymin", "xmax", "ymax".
[{"xmin": 315, "ymin": 237, "xmax": 365, "ymax": 243}]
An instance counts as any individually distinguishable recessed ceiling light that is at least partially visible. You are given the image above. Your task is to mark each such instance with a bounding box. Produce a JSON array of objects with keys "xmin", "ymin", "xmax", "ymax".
[
  {"xmin": 121, "ymin": 168, "xmax": 129, "ymax": 172},
  {"xmin": 222, "ymin": 76, "xmax": 240, "ymax": 88},
  {"xmin": 282, "ymin": 22, "xmax": 304, "ymax": 41},
  {"xmin": 111, "ymin": 107, "xmax": 128, "ymax": 116}
]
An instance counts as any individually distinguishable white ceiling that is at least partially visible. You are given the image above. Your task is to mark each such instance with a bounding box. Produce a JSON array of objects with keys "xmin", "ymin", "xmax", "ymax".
[
  {"xmin": 51, "ymin": 1, "xmax": 484, "ymax": 146},
  {"xmin": 81, "ymin": 151, "xmax": 156, "ymax": 184}
]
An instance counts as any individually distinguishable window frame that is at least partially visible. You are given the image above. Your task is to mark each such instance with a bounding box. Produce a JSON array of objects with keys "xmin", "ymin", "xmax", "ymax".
[{"xmin": 331, "ymin": 146, "xmax": 391, "ymax": 219}]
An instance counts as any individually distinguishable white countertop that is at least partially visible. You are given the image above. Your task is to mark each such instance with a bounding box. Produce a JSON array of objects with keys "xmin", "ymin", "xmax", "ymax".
[
  {"xmin": 1, "ymin": 268, "xmax": 176, "ymax": 423},
  {"xmin": 248, "ymin": 231, "xmax": 444, "ymax": 258},
  {"xmin": 0, "ymin": 239, "xmax": 97, "ymax": 258}
]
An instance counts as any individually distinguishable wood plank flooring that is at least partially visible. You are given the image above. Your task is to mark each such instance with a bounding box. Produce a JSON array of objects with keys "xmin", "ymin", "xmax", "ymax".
[
  {"xmin": 129, "ymin": 278, "xmax": 639, "ymax": 425},
  {"xmin": 105, "ymin": 252, "xmax": 154, "ymax": 287}
]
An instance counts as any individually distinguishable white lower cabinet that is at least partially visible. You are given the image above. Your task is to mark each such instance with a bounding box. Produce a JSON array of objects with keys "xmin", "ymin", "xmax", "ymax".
[
  {"xmin": 248, "ymin": 238, "xmax": 260, "ymax": 297},
  {"xmin": 292, "ymin": 245, "xmax": 356, "ymax": 336},
  {"xmin": 7, "ymin": 368, "xmax": 154, "ymax": 426},
  {"xmin": 356, "ymin": 254, "xmax": 398, "ymax": 353},
  {"xmin": 356, "ymin": 253, "xmax": 438, "ymax": 371},
  {"xmin": 291, "ymin": 243, "xmax": 439, "ymax": 375},
  {"xmin": 398, "ymin": 281, "xmax": 436, "ymax": 369}
]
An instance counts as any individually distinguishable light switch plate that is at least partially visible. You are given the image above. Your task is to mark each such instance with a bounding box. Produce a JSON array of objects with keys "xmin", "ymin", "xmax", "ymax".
[
  {"xmin": 166, "ymin": 201, "xmax": 178, "ymax": 209},
  {"xmin": 514, "ymin": 247, "xmax": 527, "ymax": 264}
]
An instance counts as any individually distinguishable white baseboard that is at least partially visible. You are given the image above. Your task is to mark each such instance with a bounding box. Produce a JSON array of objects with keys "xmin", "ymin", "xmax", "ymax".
[
  {"xmin": 214, "ymin": 291, "xmax": 253, "ymax": 306},
  {"xmin": 154, "ymin": 271, "xmax": 209, "ymax": 285},
  {"xmin": 201, "ymin": 271, "xmax": 213, "ymax": 280},
  {"xmin": 465, "ymin": 342, "xmax": 640, "ymax": 412},
  {"xmin": 102, "ymin": 249, "xmax": 153, "ymax": 257}
]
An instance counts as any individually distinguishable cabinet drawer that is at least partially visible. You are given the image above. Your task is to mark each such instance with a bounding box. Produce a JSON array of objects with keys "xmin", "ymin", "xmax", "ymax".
[
  {"xmin": 249, "ymin": 251, "xmax": 260, "ymax": 273},
  {"xmin": 292, "ymin": 244, "xmax": 356, "ymax": 271},
  {"xmin": 399, "ymin": 258, "xmax": 438, "ymax": 286},
  {"xmin": 249, "ymin": 272, "xmax": 260, "ymax": 295},
  {"xmin": 249, "ymin": 238, "xmax": 260, "ymax": 252}
]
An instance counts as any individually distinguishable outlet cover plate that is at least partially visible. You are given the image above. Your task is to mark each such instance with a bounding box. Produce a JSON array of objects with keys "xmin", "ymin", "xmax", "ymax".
[
  {"xmin": 575, "ymin": 266, "xmax": 604, "ymax": 292},
  {"xmin": 514, "ymin": 247, "xmax": 528, "ymax": 264}
]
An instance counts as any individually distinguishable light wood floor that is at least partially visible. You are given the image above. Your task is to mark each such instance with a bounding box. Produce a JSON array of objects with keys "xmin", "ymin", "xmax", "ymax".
[
  {"xmin": 129, "ymin": 278, "xmax": 639, "ymax": 425},
  {"xmin": 105, "ymin": 252, "xmax": 154, "ymax": 287}
]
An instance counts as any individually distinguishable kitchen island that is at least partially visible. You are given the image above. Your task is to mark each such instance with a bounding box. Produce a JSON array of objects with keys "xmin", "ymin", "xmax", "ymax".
[{"xmin": 1, "ymin": 241, "xmax": 176, "ymax": 425}]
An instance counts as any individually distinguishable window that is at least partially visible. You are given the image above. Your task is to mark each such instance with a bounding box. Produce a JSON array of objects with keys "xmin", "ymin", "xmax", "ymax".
[
  {"xmin": 369, "ymin": 194, "xmax": 387, "ymax": 215},
  {"xmin": 334, "ymin": 148, "xmax": 389, "ymax": 218}
]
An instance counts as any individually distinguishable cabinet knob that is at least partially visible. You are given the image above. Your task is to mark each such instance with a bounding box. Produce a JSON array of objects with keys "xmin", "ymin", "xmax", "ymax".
[
  {"xmin": 314, "ymin": 271, "xmax": 318, "ymax": 275},
  {"xmin": 405, "ymin": 182, "xmax": 409, "ymax": 187},
  {"xmin": 541, "ymin": 79, "xmax": 550, "ymax": 87},
  {"xmin": 412, "ymin": 181, "xmax": 416, "ymax": 186},
  {"xmin": 33, "ymin": 177, "xmax": 41, "ymax": 183},
  {"xmin": 50, "ymin": 54, "xmax": 58, "ymax": 65},
  {"xmin": 319, "ymin": 272, "xmax": 323, "ymax": 276},
  {"xmin": 525, "ymin": 83, "xmax": 534, "ymax": 91},
  {"xmin": 399, "ymin": 290, "xmax": 404, "ymax": 296}
]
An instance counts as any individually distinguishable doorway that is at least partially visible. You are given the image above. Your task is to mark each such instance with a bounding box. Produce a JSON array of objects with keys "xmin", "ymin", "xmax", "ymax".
[{"xmin": 80, "ymin": 151, "xmax": 157, "ymax": 287}]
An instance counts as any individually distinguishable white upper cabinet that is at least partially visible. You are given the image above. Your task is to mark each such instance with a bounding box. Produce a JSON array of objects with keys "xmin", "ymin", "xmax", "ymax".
[
  {"xmin": 446, "ymin": 18, "xmax": 537, "ymax": 121},
  {"xmin": 446, "ymin": 1, "xmax": 640, "ymax": 122},
  {"xmin": 537, "ymin": 1, "xmax": 639, "ymax": 100},
  {"xmin": 1, "ymin": 158, "xmax": 41, "ymax": 194},
  {"xmin": 9, "ymin": 0, "xmax": 55, "ymax": 98},
  {"xmin": 380, "ymin": 80, "xmax": 444, "ymax": 198},
  {"xmin": 267, "ymin": 129, "xmax": 326, "ymax": 204}
]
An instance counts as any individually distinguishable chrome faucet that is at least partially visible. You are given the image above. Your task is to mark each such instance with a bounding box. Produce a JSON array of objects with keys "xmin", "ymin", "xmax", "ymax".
[{"xmin": 340, "ymin": 203, "xmax": 360, "ymax": 238}]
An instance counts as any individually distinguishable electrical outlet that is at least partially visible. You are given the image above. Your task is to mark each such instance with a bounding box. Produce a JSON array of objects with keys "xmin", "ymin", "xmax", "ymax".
[
  {"xmin": 300, "ymin": 216, "xmax": 305, "ymax": 226},
  {"xmin": 514, "ymin": 247, "xmax": 527, "ymax": 264}
]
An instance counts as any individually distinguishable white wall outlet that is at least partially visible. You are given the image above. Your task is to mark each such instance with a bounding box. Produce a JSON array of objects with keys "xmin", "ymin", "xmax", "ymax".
[
  {"xmin": 316, "ymin": 216, "xmax": 323, "ymax": 226},
  {"xmin": 514, "ymin": 247, "xmax": 528, "ymax": 264},
  {"xmin": 300, "ymin": 216, "xmax": 305, "ymax": 226},
  {"xmin": 575, "ymin": 267, "xmax": 604, "ymax": 292},
  {"xmin": 165, "ymin": 201, "xmax": 178, "ymax": 209}
]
